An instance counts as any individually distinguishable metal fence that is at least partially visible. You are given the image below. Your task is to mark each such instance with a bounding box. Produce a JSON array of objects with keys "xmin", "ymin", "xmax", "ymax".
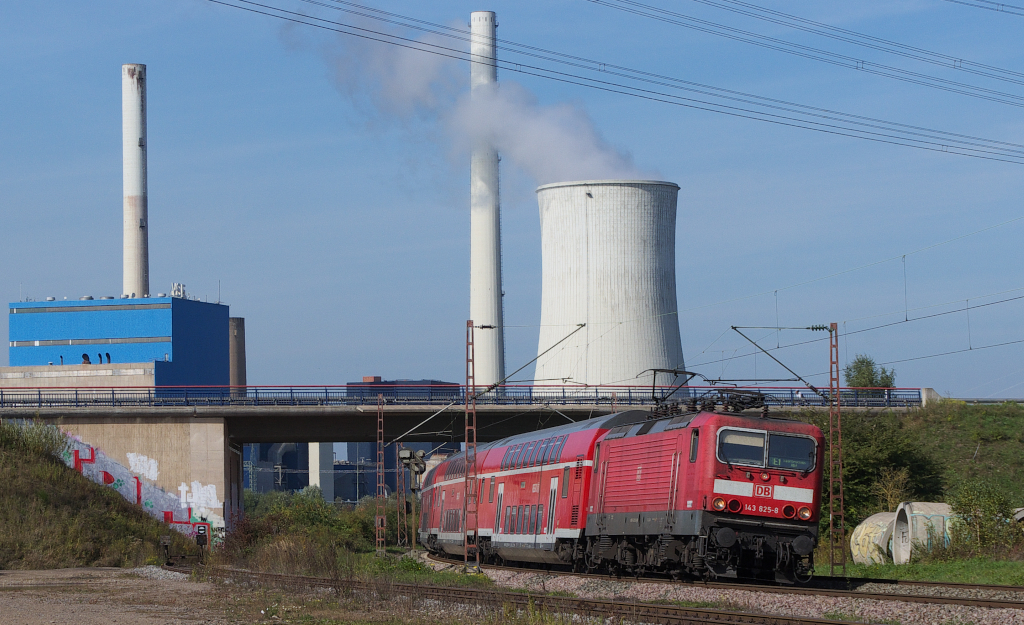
[{"xmin": 0, "ymin": 385, "xmax": 923, "ymax": 409}]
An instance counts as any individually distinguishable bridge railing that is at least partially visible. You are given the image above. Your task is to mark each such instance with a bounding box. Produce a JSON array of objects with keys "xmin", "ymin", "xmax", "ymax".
[{"xmin": 0, "ymin": 385, "xmax": 923, "ymax": 409}]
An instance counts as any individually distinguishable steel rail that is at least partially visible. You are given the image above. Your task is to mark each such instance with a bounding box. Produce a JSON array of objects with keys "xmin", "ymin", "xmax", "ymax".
[
  {"xmin": 425, "ymin": 554, "xmax": 1024, "ymax": 610},
  {"xmin": 164, "ymin": 564, "xmax": 858, "ymax": 624}
]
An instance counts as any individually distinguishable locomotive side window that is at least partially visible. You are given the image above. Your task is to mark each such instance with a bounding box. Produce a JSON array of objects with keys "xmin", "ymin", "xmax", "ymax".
[
  {"xmin": 526, "ymin": 441, "xmax": 541, "ymax": 466},
  {"xmin": 717, "ymin": 428, "xmax": 767, "ymax": 467},
  {"xmin": 536, "ymin": 438, "xmax": 551, "ymax": 465},
  {"xmin": 561, "ymin": 467, "xmax": 570, "ymax": 498},
  {"xmin": 513, "ymin": 443, "xmax": 527, "ymax": 468},
  {"xmin": 593, "ymin": 443, "xmax": 601, "ymax": 471},
  {"xmin": 768, "ymin": 434, "xmax": 817, "ymax": 471},
  {"xmin": 543, "ymin": 436, "xmax": 558, "ymax": 464},
  {"xmin": 547, "ymin": 477, "xmax": 557, "ymax": 532},
  {"xmin": 689, "ymin": 429, "xmax": 699, "ymax": 463},
  {"xmin": 556, "ymin": 435, "xmax": 569, "ymax": 461},
  {"xmin": 495, "ymin": 485, "xmax": 504, "ymax": 532}
]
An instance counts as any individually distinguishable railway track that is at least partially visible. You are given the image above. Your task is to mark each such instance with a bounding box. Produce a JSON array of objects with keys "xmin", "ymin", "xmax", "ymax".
[
  {"xmin": 425, "ymin": 554, "xmax": 1024, "ymax": 610},
  {"xmin": 162, "ymin": 564, "xmax": 862, "ymax": 625}
]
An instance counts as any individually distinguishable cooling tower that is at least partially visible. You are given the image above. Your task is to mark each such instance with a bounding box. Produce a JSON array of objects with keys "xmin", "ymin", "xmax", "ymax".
[
  {"xmin": 468, "ymin": 11, "xmax": 506, "ymax": 387},
  {"xmin": 122, "ymin": 63, "xmax": 149, "ymax": 298},
  {"xmin": 534, "ymin": 181, "xmax": 685, "ymax": 387}
]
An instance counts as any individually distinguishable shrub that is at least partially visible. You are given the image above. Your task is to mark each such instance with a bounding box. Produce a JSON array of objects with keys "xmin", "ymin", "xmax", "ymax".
[{"xmin": 947, "ymin": 477, "xmax": 1019, "ymax": 552}]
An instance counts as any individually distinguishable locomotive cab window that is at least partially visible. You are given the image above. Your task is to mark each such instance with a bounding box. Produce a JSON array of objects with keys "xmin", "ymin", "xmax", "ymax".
[
  {"xmin": 717, "ymin": 428, "xmax": 767, "ymax": 467},
  {"xmin": 768, "ymin": 434, "xmax": 816, "ymax": 471},
  {"xmin": 689, "ymin": 429, "xmax": 699, "ymax": 463}
]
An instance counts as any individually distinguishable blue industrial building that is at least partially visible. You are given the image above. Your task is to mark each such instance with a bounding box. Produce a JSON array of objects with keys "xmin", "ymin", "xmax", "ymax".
[{"xmin": 8, "ymin": 297, "xmax": 229, "ymax": 386}]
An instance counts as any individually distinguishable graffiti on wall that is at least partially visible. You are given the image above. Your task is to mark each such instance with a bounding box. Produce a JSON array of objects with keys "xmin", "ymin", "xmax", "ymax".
[
  {"xmin": 61, "ymin": 435, "xmax": 225, "ymax": 538},
  {"xmin": 126, "ymin": 452, "xmax": 159, "ymax": 481}
]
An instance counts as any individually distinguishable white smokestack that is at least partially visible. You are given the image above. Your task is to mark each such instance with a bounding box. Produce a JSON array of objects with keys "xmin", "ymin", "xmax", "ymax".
[
  {"xmin": 468, "ymin": 11, "xmax": 505, "ymax": 386},
  {"xmin": 122, "ymin": 63, "xmax": 149, "ymax": 299},
  {"xmin": 534, "ymin": 181, "xmax": 685, "ymax": 387}
]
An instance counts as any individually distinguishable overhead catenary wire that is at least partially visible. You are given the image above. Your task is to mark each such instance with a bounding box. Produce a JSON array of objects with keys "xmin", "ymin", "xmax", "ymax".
[
  {"xmin": 587, "ymin": 0, "xmax": 1024, "ymax": 107},
  {"xmin": 687, "ymin": 291, "xmax": 1024, "ymax": 371},
  {"xmin": 206, "ymin": 0, "xmax": 1024, "ymax": 165}
]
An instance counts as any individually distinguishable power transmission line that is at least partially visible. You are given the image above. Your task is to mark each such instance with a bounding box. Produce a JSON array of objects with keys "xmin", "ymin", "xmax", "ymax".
[
  {"xmin": 588, "ymin": 0, "xmax": 1024, "ymax": 107},
  {"xmin": 634, "ymin": 0, "xmax": 1024, "ymax": 84},
  {"xmin": 941, "ymin": 0, "xmax": 1024, "ymax": 17},
  {"xmin": 207, "ymin": 0, "xmax": 1024, "ymax": 164}
]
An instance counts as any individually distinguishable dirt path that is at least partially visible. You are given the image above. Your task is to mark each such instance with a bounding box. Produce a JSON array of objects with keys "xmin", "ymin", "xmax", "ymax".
[{"xmin": 0, "ymin": 567, "xmax": 229, "ymax": 624}]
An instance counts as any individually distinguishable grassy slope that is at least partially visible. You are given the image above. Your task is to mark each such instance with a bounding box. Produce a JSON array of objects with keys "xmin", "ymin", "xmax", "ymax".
[
  {"xmin": 0, "ymin": 442, "xmax": 197, "ymax": 569},
  {"xmin": 901, "ymin": 401, "xmax": 1024, "ymax": 503},
  {"xmin": 802, "ymin": 401, "xmax": 1024, "ymax": 583}
]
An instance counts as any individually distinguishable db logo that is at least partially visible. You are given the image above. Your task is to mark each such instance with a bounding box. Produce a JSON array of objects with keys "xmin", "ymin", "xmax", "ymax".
[{"xmin": 754, "ymin": 484, "xmax": 773, "ymax": 498}]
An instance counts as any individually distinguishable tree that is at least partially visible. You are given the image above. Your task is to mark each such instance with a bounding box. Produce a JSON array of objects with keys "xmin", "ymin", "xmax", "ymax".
[
  {"xmin": 844, "ymin": 354, "xmax": 896, "ymax": 388},
  {"xmin": 871, "ymin": 466, "xmax": 911, "ymax": 512}
]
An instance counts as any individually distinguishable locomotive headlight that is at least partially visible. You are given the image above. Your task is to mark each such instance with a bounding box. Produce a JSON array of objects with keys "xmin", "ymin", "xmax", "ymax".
[
  {"xmin": 760, "ymin": 471, "xmax": 770, "ymax": 482},
  {"xmin": 712, "ymin": 497, "xmax": 727, "ymax": 511},
  {"xmin": 797, "ymin": 506, "xmax": 812, "ymax": 520}
]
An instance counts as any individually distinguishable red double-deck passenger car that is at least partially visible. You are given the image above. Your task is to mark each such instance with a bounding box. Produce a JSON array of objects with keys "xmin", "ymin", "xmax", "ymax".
[{"xmin": 419, "ymin": 405, "xmax": 824, "ymax": 582}]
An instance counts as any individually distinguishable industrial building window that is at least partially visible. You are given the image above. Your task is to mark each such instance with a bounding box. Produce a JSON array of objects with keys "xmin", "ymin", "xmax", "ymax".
[
  {"xmin": 689, "ymin": 429, "xmax": 700, "ymax": 463},
  {"xmin": 488, "ymin": 477, "xmax": 495, "ymax": 503},
  {"xmin": 561, "ymin": 467, "xmax": 570, "ymax": 498}
]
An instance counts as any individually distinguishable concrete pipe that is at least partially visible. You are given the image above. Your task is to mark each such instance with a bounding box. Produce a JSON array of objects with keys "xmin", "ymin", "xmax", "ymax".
[
  {"xmin": 850, "ymin": 511, "xmax": 896, "ymax": 565},
  {"xmin": 892, "ymin": 502, "xmax": 954, "ymax": 565}
]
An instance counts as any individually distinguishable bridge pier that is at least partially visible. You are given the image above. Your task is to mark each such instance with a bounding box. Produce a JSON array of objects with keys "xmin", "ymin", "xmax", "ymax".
[{"xmin": 56, "ymin": 415, "xmax": 243, "ymax": 533}]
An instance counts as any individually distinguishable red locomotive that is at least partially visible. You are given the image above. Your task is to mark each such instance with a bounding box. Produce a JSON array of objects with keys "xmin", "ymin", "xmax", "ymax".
[{"xmin": 419, "ymin": 398, "xmax": 824, "ymax": 582}]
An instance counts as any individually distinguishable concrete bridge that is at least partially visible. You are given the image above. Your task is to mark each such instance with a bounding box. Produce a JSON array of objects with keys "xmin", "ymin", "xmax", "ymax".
[{"xmin": 0, "ymin": 385, "xmax": 924, "ymax": 535}]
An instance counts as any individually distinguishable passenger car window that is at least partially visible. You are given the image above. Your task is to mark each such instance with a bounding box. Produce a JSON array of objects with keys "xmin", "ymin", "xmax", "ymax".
[
  {"xmin": 717, "ymin": 429, "xmax": 766, "ymax": 467},
  {"xmin": 768, "ymin": 434, "xmax": 816, "ymax": 471}
]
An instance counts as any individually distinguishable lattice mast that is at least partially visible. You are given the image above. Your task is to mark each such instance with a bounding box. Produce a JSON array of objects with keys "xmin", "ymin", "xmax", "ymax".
[
  {"xmin": 828, "ymin": 323, "xmax": 846, "ymax": 576},
  {"xmin": 395, "ymin": 443, "xmax": 408, "ymax": 548},
  {"xmin": 463, "ymin": 320, "xmax": 480, "ymax": 570},
  {"xmin": 375, "ymin": 393, "xmax": 386, "ymax": 557}
]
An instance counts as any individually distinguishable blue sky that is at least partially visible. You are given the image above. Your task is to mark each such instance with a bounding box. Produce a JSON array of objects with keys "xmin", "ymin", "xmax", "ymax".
[{"xmin": 2, "ymin": 0, "xmax": 1023, "ymax": 398}]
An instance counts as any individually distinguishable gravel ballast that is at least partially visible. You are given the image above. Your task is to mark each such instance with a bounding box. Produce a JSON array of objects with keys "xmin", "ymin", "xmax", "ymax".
[{"xmin": 422, "ymin": 556, "xmax": 1024, "ymax": 625}]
